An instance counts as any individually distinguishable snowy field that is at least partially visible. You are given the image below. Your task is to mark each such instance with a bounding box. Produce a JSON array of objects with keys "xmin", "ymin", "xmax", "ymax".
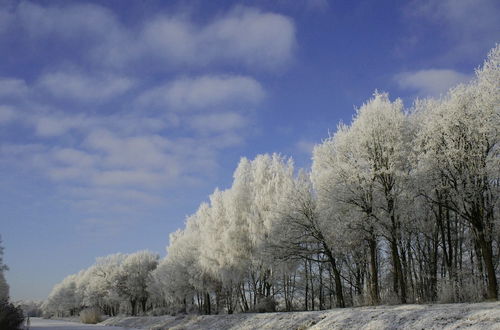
[
  {"xmin": 30, "ymin": 317, "xmax": 140, "ymax": 330},
  {"xmin": 100, "ymin": 302, "xmax": 500, "ymax": 329}
]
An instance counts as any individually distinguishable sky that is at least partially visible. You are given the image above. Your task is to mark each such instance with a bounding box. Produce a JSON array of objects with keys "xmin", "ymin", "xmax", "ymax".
[{"xmin": 0, "ymin": 0, "xmax": 498, "ymax": 301}]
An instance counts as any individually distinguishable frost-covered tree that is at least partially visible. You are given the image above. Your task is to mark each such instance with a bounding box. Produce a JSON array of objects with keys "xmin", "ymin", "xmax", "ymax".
[
  {"xmin": 229, "ymin": 154, "xmax": 295, "ymax": 309},
  {"xmin": 83, "ymin": 254, "xmax": 125, "ymax": 316},
  {"xmin": 273, "ymin": 170, "xmax": 346, "ymax": 308},
  {"xmin": 150, "ymin": 207, "xmax": 215, "ymax": 315},
  {"xmin": 116, "ymin": 251, "xmax": 158, "ymax": 315},
  {"xmin": 312, "ymin": 123, "xmax": 380, "ymax": 305},
  {"xmin": 42, "ymin": 273, "xmax": 82, "ymax": 317},
  {"xmin": 154, "ymin": 154, "xmax": 297, "ymax": 313},
  {"xmin": 43, "ymin": 251, "xmax": 158, "ymax": 317},
  {"xmin": 313, "ymin": 92, "xmax": 411, "ymax": 303},
  {"xmin": 414, "ymin": 45, "xmax": 500, "ymax": 300}
]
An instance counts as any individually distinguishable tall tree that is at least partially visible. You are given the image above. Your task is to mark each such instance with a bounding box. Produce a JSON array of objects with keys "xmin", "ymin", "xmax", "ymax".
[
  {"xmin": 414, "ymin": 45, "xmax": 500, "ymax": 300},
  {"xmin": 313, "ymin": 92, "xmax": 411, "ymax": 303},
  {"xmin": 116, "ymin": 251, "xmax": 159, "ymax": 315}
]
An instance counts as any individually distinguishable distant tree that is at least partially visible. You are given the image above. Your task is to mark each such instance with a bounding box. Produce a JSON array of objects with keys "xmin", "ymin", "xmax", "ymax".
[
  {"xmin": 0, "ymin": 236, "xmax": 9, "ymax": 301},
  {"xmin": 14, "ymin": 300, "xmax": 43, "ymax": 317},
  {"xmin": 42, "ymin": 274, "xmax": 81, "ymax": 317},
  {"xmin": 0, "ymin": 236, "xmax": 24, "ymax": 330},
  {"xmin": 87, "ymin": 253, "xmax": 125, "ymax": 316},
  {"xmin": 0, "ymin": 300, "xmax": 24, "ymax": 330}
]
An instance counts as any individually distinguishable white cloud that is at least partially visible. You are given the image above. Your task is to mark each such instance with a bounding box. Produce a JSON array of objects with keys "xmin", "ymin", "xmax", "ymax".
[
  {"xmin": 0, "ymin": 2, "xmax": 278, "ymax": 218},
  {"xmin": 48, "ymin": 166, "xmax": 91, "ymax": 181},
  {"xmin": 74, "ymin": 188, "xmax": 164, "ymax": 206},
  {"xmin": 138, "ymin": 75, "xmax": 265, "ymax": 111},
  {"xmin": 32, "ymin": 115, "xmax": 87, "ymax": 137},
  {"xmin": 198, "ymin": 7, "xmax": 296, "ymax": 69},
  {"xmin": 1, "ymin": 129, "xmax": 218, "ymax": 191},
  {"xmin": 0, "ymin": 78, "xmax": 29, "ymax": 98},
  {"xmin": 395, "ymin": 69, "xmax": 471, "ymax": 97},
  {"xmin": 52, "ymin": 148, "xmax": 97, "ymax": 168},
  {"xmin": 25, "ymin": 111, "xmax": 167, "ymax": 138},
  {"xmin": 0, "ymin": 106, "xmax": 16, "ymax": 124},
  {"xmin": 10, "ymin": 2, "xmax": 296, "ymax": 70},
  {"xmin": 84, "ymin": 130, "xmax": 172, "ymax": 171},
  {"xmin": 295, "ymin": 140, "xmax": 316, "ymax": 155},
  {"xmin": 411, "ymin": 0, "xmax": 498, "ymax": 32},
  {"xmin": 92, "ymin": 169, "xmax": 173, "ymax": 187},
  {"xmin": 37, "ymin": 71, "xmax": 134, "ymax": 102},
  {"xmin": 113, "ymin": 7, "xmax": 296, "ymax": 69},
  {"xmin": 405, "ymin": 0, "xmax": 500, "ymax": 60},
  {"xmin": 16, "ymin": 1, "xmax": 122, "ymax": 41},
  {"xmin": 166, "ymin": 75, "xmax": 264, "ymax": 110},
  {"xmin": 140, "ymin": 17, "xmax": 198, "ymax": 65},
  {"xmin": 189, "ymin": 112, "xmax": 247, "ymax": 134}
]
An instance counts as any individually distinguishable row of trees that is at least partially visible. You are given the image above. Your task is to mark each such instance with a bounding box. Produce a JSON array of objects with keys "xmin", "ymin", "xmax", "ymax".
[
  {"xmin": 42, "ymin": 251, "xmax": 158, "ymax": 317},
  {"xmin": 44, "ymin": 45, "xmax": 499, "ymax": 317}
]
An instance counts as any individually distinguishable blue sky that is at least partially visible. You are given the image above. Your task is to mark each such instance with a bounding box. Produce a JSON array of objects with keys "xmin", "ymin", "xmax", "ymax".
[{"xmin": 1, "ymin": 0, "xmax": 498, "ymax": 301}]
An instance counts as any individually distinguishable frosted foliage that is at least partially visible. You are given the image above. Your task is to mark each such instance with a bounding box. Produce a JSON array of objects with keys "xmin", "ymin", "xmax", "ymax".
[
  {"xmin": 117, "ymin": 251, "xmax": 159, "ymax": 307},
  {"xmin": 199, "ymin": 189, "xmax": 247, "ymax": 283},
  {"xmin": 410, "ymin": 45, "xmax": 500, "ymax": 300},
  {"xmin": 90, "ymin": 253, "xmax": 126, "ymax": 307},
  {"xmin": 199, "ymin": 154, "xmax": 295, "ymax": 282},
  {"xmin": 312, "ymin": 92, "xmax": 409, "ymax": 243},
  {"xmin": 416, "ymin": 44, "xmax": 499, "ymax": 231},
  {"xmin": 150, "ymin": 153, "xmax": 296, "ymax": 312},
  {"xmin": 153, "ymin": 213, "xmax": 210, "ymax": 304},
  {"xmin": 273, "ymin": 170, "xmax": 324, "ymax": 248},
  {"xmin": 43, "ymin": 251, "xmax": 158, "ymax": 317},
  {"xmin": 230, "ymin": 154, "xmax": 295, "ymax": 268},
  {"xmin": 43, "ymin": 274, "xmax": 81, "ymax": 316},
  {"xmin": 148, "ymin": 257, "xmax": 193, "ymax": 305},
  {"xmin": 229, "ymin": 157, "xmax": 254, "ymax": 251}
]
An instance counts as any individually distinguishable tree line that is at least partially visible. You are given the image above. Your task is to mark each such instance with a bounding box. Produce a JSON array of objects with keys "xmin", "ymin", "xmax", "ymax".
[{"xmin": 43, "ymin": 45, "xmax": 499, "ymax": 317}]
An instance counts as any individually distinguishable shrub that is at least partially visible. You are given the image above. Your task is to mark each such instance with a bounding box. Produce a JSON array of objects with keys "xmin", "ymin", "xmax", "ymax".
[
  {"xmin": 380, "ymin": 289, "xmax": 400, "ymax": 305},
  {"xmin": 255, "ymin": 296, "xmax": 277, "ymax": 313},
  {"xmin": 148, "ymin": 307, "xmax": 169, "ymax": 316},
  {"xmin": 0, "ymin": 299, "xmax": 25, "ymax": 330},
  {"xmin": 437, "ymin": 277, "xmax": 484, "ymax": 303},
  {"xmin": 42, "ymin": 311, "xmax": 52, "ymax": 319},
  {"xmin": 79, "ymin": 307, "xmax": 102, "ymax": 324}
]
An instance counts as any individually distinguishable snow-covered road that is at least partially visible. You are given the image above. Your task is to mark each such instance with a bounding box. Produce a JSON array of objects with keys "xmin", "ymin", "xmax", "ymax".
[{"xmin": 30, "ymin": 317, "xmax": 141, "ymax": 330}]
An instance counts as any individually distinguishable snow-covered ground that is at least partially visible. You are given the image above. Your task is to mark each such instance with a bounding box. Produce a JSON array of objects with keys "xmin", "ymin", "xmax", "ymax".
[
  {"xmin": 30, "ymin": 317, "xmax": 141, "ymax": 330},
  {"xmin": 100, "ymin": 301, "xmax": 500, "ymax": 329}
]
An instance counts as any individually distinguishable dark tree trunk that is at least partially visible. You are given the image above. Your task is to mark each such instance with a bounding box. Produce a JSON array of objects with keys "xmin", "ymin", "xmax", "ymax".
[
  {"xmin": 476, "ymin": 230, "xmax": 498, "ymax": 300},
  {"xmin": 304, "ymin": 259, "xmax": 309, "ymax": 311},
  {"xmin": 390, "ymin": 237, "xmax": 406, "ymax": 303},
  {"xmin": 322, "ymin": 244, "xmax": 345, "ymax": 308},
  {"xmin": 130, "ymin": 299, "xmax": 137, "ymax": 316},
  {"xmin": 368, "ymin": 236, "xmax": 380, "ymax": 305}
]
